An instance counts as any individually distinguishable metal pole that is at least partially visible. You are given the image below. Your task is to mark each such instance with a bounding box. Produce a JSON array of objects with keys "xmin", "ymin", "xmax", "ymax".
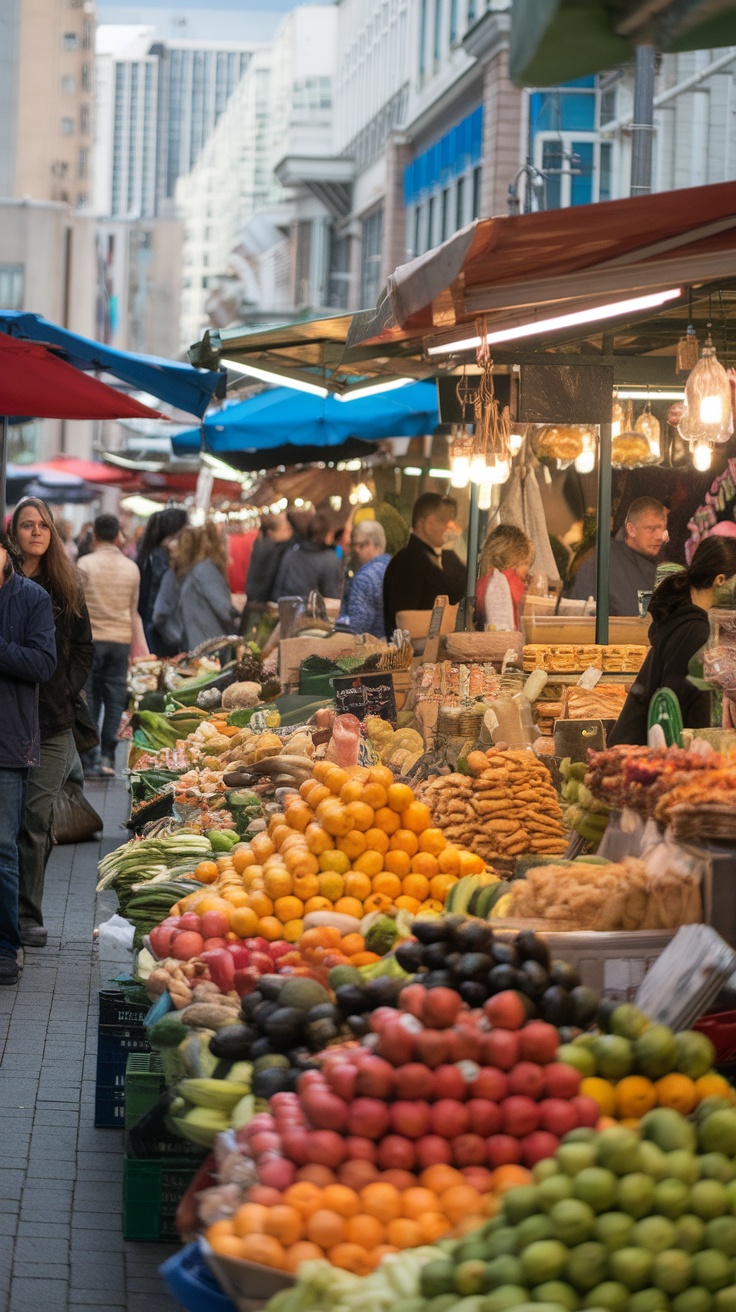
[
  {"xmin": 595, "ymin": 421, "xmax": 612, "ymax": 645},
  {"xmin": 630, "ymin": 44, "xmax": 656, "ymax": 196},
  {"xmin": 465, "ymin": 480, "xmax": 480, "ymax": 630}
]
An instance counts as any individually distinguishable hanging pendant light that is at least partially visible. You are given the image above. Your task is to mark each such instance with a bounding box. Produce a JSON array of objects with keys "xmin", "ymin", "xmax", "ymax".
[
  {"xmin": 574, "ymin": 429, "xmax": 596, "ymax": 474},
  {"xmin": 634, "ymin": 400, "xmax": 661, "ymax": 460},
  {"xmin": 679, "ymin": 331, "xmax": 733, "ymax": 448},
  {"xmin": 692, "ymin": 441, "xmax": 713, "ymax": 472},
  {"xmin": 611, "ymin": 396, "xmax": 625, "ymax": 439}
]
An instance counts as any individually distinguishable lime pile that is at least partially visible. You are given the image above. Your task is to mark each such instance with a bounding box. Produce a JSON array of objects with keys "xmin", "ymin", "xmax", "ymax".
[{"xmin": 417, "ymin": 1107, "xmax": 736, "ymax": 1312}]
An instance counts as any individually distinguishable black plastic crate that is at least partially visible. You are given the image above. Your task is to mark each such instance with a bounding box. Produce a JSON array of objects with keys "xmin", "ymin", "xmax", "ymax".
[
  {"xmin": 94, "ymin": 1085, "xmax": 126, "ymax": 1127},
  {"xmin": 94, "ymin": 990, "xmax": 151, "ymax": 1127},
  {"xmin": 98, "ymin": 988, "xmax": 149, "ymax": 1031}
]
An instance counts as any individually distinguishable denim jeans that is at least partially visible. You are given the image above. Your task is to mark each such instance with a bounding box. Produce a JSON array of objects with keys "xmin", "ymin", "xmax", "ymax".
[
  {"xmin": 83, "ymin": 640, "xmax": 129, "ymax": 770},
  {"xmin": 17, "ymin": 729, "xmax": 74, "ymax": 931},
  {"xmin": 0, "ymin": 767, "xmax": 29, "ymax": 956}
]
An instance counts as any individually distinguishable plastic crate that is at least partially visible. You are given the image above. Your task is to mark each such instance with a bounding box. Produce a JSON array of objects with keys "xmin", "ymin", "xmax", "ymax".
[
  {"xmin": 94, "ymin": 1084, "xmax": 126, "ymax": 1127},
  {"xmin": 125, "ymin": 1052, "xmax": 165, "ymax": 1131},
  {"xmin": 160, "ymin": 1241, "xmax": 238, "ymax": 1312},
  {"xmin": 123, "ymin": 1157, "xmax": 199, "ymax": 1242},
  {"xmin": 99, "ymin": 987, "xmax": 150, "ymax": 1029}
]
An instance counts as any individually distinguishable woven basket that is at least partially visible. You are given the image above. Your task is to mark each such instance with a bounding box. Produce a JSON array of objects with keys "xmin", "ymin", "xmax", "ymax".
[{"xmin": 445, "ymin": 631, "xmax": 523, "ymax": 663}]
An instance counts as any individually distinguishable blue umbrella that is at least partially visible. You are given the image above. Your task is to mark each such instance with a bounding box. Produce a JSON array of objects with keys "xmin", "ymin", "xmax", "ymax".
[
  {"xmin": 0, "ymin": 312, "xmax": 222, "ymax": 419},
  {"xmin": 171, "ymin": 382, "xmax": 438, "ymax": 467}
]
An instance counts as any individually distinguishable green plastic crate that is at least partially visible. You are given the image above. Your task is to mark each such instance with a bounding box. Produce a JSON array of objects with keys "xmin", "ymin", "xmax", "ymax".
[
  {"xmin": 124, "ymin": 1051, "xmax": 165, "ymax": 1131},
  {"xmin": 123, "ymin": 1157, "xmax": 198, "ymax": 1242}
]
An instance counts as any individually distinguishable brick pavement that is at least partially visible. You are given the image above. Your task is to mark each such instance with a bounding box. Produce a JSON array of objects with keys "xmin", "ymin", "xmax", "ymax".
[{"xmin": 0, "ymin": 772, "xmax": 185, "ymax": 1311}]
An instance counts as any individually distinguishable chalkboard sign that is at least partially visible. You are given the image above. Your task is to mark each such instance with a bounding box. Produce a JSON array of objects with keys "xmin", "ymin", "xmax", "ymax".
[{"xmin": 332, "ymin": 672, "xmax": 398, "ymax": 725}]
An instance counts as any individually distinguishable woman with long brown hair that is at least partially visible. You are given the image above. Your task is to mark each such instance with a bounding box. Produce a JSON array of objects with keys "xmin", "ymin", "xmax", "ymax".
[
  {"xmin": 154, "ymin": 522, "xmax": 236, "ymax": 652},
  {"xmin": 9, "ymin": 497, "xmax": 94, "ymax": 947}
]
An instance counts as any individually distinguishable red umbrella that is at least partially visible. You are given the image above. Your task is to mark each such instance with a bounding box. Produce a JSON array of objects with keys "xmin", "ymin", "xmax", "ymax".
[{"xmin": 0, "ymin": 336, "xmax": 165, "ymax": 420}]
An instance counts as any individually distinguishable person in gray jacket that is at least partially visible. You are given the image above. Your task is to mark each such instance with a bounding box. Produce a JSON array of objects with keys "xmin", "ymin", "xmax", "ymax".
[
  {"xmin": 175, "ymin": 524, "xmax": 236, "ymax": 650},
  {"xmin": 274, "ymin": 513, "xmax": 343, "ymax": 602}
]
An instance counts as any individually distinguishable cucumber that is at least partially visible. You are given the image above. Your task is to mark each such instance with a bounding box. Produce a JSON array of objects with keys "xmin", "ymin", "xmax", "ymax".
[{"xmin": 648, "ymin": 686, "xmax": 684, "ymax": 747}]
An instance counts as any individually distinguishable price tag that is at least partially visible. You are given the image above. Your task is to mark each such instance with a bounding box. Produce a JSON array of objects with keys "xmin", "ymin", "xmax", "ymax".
[
  {"xmin": 332, "ymin": 672, "xmax": 398, "ymax": 726},
  {"xmin": 425, "ymin": 595, "xmax": 449, "ymax": 663}
]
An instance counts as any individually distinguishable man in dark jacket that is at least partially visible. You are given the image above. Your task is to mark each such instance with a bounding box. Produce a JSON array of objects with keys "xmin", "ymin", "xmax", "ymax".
[
  {"xmin": 565, "ymin": 497, "xmax": 668, "ymax": 616},
  {"xmin": 274, "ymin": 513, "xmax": 343, "ymax": 601},
  {"xmin": 383, "ymin": 493, "xmax": 466, "ymax": 636},
  {"xmin": 0, "ymin": 531, "xmax": 57, "ymax": 984}
]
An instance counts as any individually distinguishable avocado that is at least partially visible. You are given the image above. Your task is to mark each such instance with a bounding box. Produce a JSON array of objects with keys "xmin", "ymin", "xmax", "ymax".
[
  {"xmin": 488, "ymin": 964, "xmax": 519, "ymax": 993},
  {"xmin": 277, "ymin": 978, "xmax": 332, "ymax": 1011},
  {"xmin": 306, "ymin": 1003, "xmax": 339, "ymax": 1024},
  {"xmin": 252, "ymin": 1066, "xmax": 291, "ymax": 1099},
  {"xmin": 492, "ymin": 942, "xmax": 518, "ymax": 967},
  {"xmin": 209, "ymin": 1024, "xmax": 257, "ymax": 1060},
  {"xmin": 346, "ymin": 1014, "xmax": 371, "ymax": 1037},
  {"xmin": 253, "ymin": 1053, "xmax": 290, "ymax": 1073},
  {"xmin": 423, "ymin": 969, "xmax": 456, "ymax": 989},
  {"xmin": 549, "ymin": 960, "xmax": 581, "ymax": 990},
  {"xmin": 413, "ymin": 918, "xmax": 452, "ymax": 945},
  {"xmin": 452, "ymin": 919, "xmax": 495, "ymax": 954},
  {"xmin": 515, "ymin": 929, "xmax": 551, "ymax": 969},
  {"xmin": 540, "ymin": 985, "xmax": 574, "ymax": 1026},
  {"xmin": 423, "ymin": 941, "xmax": 450, "ymax": 971},
  {"xmin": 264, "ymin": 1007, "xmax": 304, "ymax": 1051},
  {"xmin": 459, "ymin": 980, "xmax": 488, "ymax": 1008},
  {"xmin": 328, "ymin": 964, "xmax": 363, "ymax": 990},
  {"xmin": 395, "ymin": 941, "xmax": 427, "ymax": 974},
  {"xmin": 334, "ymin": 984, "xmax": 367, "ymax": 1016},
  {"xmin": 517, "ymin": 959, "xmax": 550, "ymax": 1001},
  {"xmin": 456, "ymin": 952, "xmax": 494, "ymax": 981},
  {"xmin": 570, "ymin": 985, "xmax": 599, "ymax": 1028},
  {"xmin": 306, "ymin": 1016, "xmax": 340, "ymax": 1050},
  {"xmin": 249, "ymin": 1036, "xmax": 273, "ymax": 1061},
  {"xmin": 362, "ymin": 975, "xmax": 404, "ymax": 1008},
  {"xmin": 258, "ymin": 975, "xmax": 289, "ymax": 1001}
]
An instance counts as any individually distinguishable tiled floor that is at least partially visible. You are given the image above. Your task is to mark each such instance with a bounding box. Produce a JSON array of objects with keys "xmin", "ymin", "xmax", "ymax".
[{"xmin": 0, "ymin": 772, "xmax": 184, "ymax": 1311}]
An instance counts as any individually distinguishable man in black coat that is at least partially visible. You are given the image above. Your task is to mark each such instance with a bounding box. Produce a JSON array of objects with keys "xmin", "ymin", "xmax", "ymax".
[{"xmin": 383, "ymin": 493, "xmax": 465, "ymax": 636}]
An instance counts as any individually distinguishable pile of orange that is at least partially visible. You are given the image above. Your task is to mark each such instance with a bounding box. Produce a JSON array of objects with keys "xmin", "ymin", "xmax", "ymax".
[
  {"xmin": 579, "ymin": 1070, "xmax": 736, "ymax": 1124},
  {"xmin": 171, "ymin": 763, "xmax": 487, "ymax": 944},
  {"xmin": 205, "ymin": 1162, "xmax": 529, "ymax": 1275}
]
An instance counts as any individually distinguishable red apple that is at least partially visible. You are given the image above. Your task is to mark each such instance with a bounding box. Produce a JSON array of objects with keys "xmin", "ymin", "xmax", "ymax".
[
  {"xmin": 569, "ymin": 1094, "xmax": 600, "ymax": 1128},
  {"xmin": 306, "ymin": 1131, "xmax": 346, "ymax": 1168},
  {"xmin": 281, "ymin": 1128, "xmax": 309, "ymax": 1165},
  {"xmin": 432, "ymin": 1064, "xmax": 467, "ymax": 1102},
  {"xmin": 354, "ymin": 1055, "xmax": 396, "ymax": 1099},
  {"xmin": 202, "ymin": 937, "xmax": 228, "ymax": 951},
  {"xmin": 521, "ymin": 1131, "xmax": 560, "ymax": 1168},
  {"xmin": 249, "ymin": 951, "xmax": 274, "ymax": 974},
  {"xmin": 248, "ymin": 937, "xmax": 271, "ymax": 955},
  {"xmin": 178, "ymin": 912, "xmax": 201, "ymax": 932},
  {"xmin": 450, "ymin": 1028, "xmax": 482, "ymax": 1063},
  {"xmin": 200, "ymin": 910, "xmax": 230, "ymax": 939},
  {"xmin": 380, "ymin": 1168, "xmax": 417, "ymax": 1191},
  {"xmin": 246, "ymin": 1184, "xmax": 282, "ymax": 1207},
  {"xmin": 479, "ymin": 1030, "xmax": 520, "ymax": 1072},
  {"xmin": 149, "ymin": 924, "xmax": 178, "ymax": 958},
  {"xmin": 471, "ymin": 1067, "xmax": 509, "ymax": 1102},
  {"xmin": 429, "ymin": 1098, "xmax": 469, "ymax": 1139},
  {"xmin": 416, "ymin": 1029, "xmax": 450, "ymax": 1069},
  {"xmin": 398, "ymin": 983, "xmax": 427, "ymax": 1018},
  {"xmin": 466, "ymin": 1099, "xmax": 502, "ymax": 1137},
  {"xmin": 461, "ymin": 1166, "xmax": 495, "ymax": 1194},
  {"xmin": 415, "ymin": 1134, "xmax": 453, "ymax": 1168},
  {"xmin": 452, "ymin": 1133, "xmax": 487, "ymax": 1167},
  {"xmin": 257, "ymin": 1154, "xmax": 295, "ymax": 1191},
  {"xmin": 244, "ymin": 1113, "xmax": 275, "ymax": 1136},
  {"xmin": 390, "ymin": 1100, "xmax": 431, "ymax": 1139},
  {"xmin": 249, "ymin": 1131, "xmax": 282, "ymax": 1157},
  {"xmin": 370, "ymin": 1006, "xmax": 402, "ymax": 1034},
  {"xmin": 170, "ymin": 930, "xmax": 204, "ymax": 961},
  {"xmin": 270, "ymin": 1094, "xmax": 300, "ymax": 1113},
  {"xmin": 324, "ymin": 1062, "xmax": 358, "ymax": 1102},
  {"xmin": 422, "ymin": 987, "xmax": 464, "ymax": 1030},
  {"xmin": 500, "ymin": 1095, "xmax": 540, "ymax": 1137},
  {"xmin": 484, "ymin": 991, "xmax": 527, "ymax": 1031},
  {"xmin": 507, "ymin": 1061, "xmax": 547, "ymax": 1100},
  {"xmin": 347, "ymin": 1098, "xmax": 391, "ymax": 1140},
  {"xmin": 233, "ymin": 967, "xmax": 261, "ymax": 998},
  {"xmin": 538, "ymin": 1098, "xmax": 579, "ymax": 1138},
  {"xmin": 543, "ymin": 1062, "xmax": 582, "ymax": 1099},
  {"xmin": 394, "ymin": 1063, "xmax": 435, "ymax": 1100},
  {"xmin": 518, "ymin": 1021, "xmax": 559, "ymax": 1065},
  {"xmin": 300, "ymin": 1089, "xmax": 349, "ymax": 1133},
  {"xmin": 486, "ymin": 1134, "xmax": 523, "ymax": 1166},
  {"xmin": 268, "ymin": 941, "xmax": 291, "ymax": 960},
  {"xmin": 344, "ymin": 1136, "xmax": 377, "ymax": 1163},
  {"xmin": 376, "ymin": 1135, "xmax": 417, "ymax": 1171}
]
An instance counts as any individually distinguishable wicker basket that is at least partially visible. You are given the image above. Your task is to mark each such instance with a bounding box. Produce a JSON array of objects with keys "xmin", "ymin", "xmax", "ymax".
[{"xmin": 444, "ymin": 631, "xmax": 523, "ymax": 663}]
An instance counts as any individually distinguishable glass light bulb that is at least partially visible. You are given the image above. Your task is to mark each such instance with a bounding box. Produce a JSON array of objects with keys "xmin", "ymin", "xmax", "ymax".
[
  {"xmin": 487, "ymin": 458, "xmax": 509, "ymax": 485},
  {"xmin": 575, "ymin": 449, "xmax": 596, "ymax": 474},
  {"xmin": 700, "ymin": 395, "xmax": 723, "ymax": 424},
  {"xmin": 693, "ymin": 441, "xmax": 712, "ymax": 472},
  {"xmin": 478, "ymin": 475, "xmax": 493, "ymax": 510},
  {"xmin": 450, "ymin": 454, "xmax": 470, "ymax": 488},
  {"xmin": 611, "ymin": 419, "xmax": 622, "ymax": 439},
  {"xmin": 469, "ymin": 453, "xmax": 486, "ymax": 483},
  {"xmin": 509, "ymin": 431, "xmax": 523, "ymax": 454}
]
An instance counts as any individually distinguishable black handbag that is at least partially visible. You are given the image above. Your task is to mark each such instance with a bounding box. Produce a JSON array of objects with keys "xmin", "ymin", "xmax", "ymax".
[
  {"xmin": 52, "ymin": 781, "xmax": 102, "ymax": 844},
  {"xmin": 73, "ymin": 692, "xmax": 99, "ymax": 754}
]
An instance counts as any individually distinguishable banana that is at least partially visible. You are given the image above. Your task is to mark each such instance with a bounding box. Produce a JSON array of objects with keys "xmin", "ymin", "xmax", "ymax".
[
  {"xmin": 178, "ymin": 1078, "xmax": 251, "ymax": 1112},
  {"xmin": 171, "ymin": 1106, "xmax": 230, "ymax": 1147},
  {"xmin": 227, "ymin": 1061, "xmax": 253, "ymax": 1087},
  {"xmin": 230, "ymin": 1093, "xmax": 255, "ymax": 1131}
]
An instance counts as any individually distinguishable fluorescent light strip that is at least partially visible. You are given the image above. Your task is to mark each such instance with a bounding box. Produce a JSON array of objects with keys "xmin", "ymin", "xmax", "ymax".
[
  {"xmin": 427, "ymin": 288, "xmax": 682, "ymax": 356},
  {"xmin": 429, "ymin": 468, "xmax": 452, "ymax": 478},
  {"xmin": 222, "ymin": 358, "xmax": 329, "ymax": 399},
  {"xmin": 616, "ymin": 389, "xmax": 685, "ymax": 401},
  {"xmin": 201, "ymin": 452, "xmax": 247, "ymax": 482},
  {"xmin": 335, "ymin": 378, "xmax": 414, "ymax": 402}
]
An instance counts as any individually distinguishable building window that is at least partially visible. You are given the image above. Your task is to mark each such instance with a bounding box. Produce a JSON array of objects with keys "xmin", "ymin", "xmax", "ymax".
[
  {"xmin": 295, "ymin": 221, "xmax": 313, "ymax": 306},
  {"xmin": 82, "ymin": 20, "xmax": 92, "ymax": 49},
  {"xmin": 413, "ymin": 205, "xmax": 422, "ymax": 257},
  {"xmin": 61, "ymin": 74, "xmax": 76, "ymax": 93},
  {"xmin": 76, "ymin": 193, "xmax": 88, "ymax": 208},
  {"xmin": 471, "ymin": 165, "xmax": 482, "ymax": 219},
  {"xmin": 63, "ymin": 32, "xmax": 79, "ymax": 50},
  {"xmin": 467, "ymin": 0, "xmax": 476, "ymax": 20},
  {"xmin": 600, "ymin": 85, "xmax": 617, "ymax": 125},
  {"xmin": 426, "ymin": 195, "xmax": 436, "ymax": 251},
  {"xmin": 81, "ymin": 63, "xmax": 90, "ymax": 91},
  {"xmin": 360, "ymin": 209, "xmax": 384, "ymax": 308},
  {"xmin": 536, "ymin": 132, "xmax": 596, "ymax": 209},
  {"xmin": 449, "ymin": 0, "xmax": 458, "ymax": 43},
  {"xmin": 456, "ymin": 175, "xmax": 465, "ymax": 229},
  {"xmin": 0, "ymin": 264, "xmax": 24, "ymax": 310},
  {"xmin": 599, "ymin": 142, "xmax": 613, "ymax": 201},
  {"xmin": 419, "ymin": 0, "xmax": 428, "ymax": 76},
  {"xmin": 79, "ymin": 147, "xmax": 88, "ymax": 178},
  {"xmin": 441, "ymin": 187, "xmax": 450, "ymax": 241},
  {"xmin": 61, "ymin": 117, "xmax": 74, "ymax": 135},
  {"xmin": 433, "ymin": 0, "xmax": 443, "ymax": 65},
  {"xmin": 80, "ymin": 103, "xmax": 89, "ymax": 134}
]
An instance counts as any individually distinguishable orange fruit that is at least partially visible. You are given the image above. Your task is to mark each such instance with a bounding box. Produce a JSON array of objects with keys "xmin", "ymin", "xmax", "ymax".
[
  {"xmin": 195, "ymin": 895, "xmax": 233, "ymax": 916},
  {"xmin": 328, "ymin": 1242, "xmax": 376, "ymax": 1276},
  {"xmin": 363, "ymin": 893, "xmax": 393, "ymax": 914},
  {"xmin": 292, "ymin": 873, "xmax": 320, "ymax": 901},
  {"xmin": 306, "ymin": 1209, "xmax": 346, "ymax": 1248},
  {"xmin": 240, "ymin": 1233, "xmax": 285, "ymax": 1268},
  {"xmin": 352, "ymin": 851, "xmax": 383, "ymax": 879},
  {"xmin": 418, "ymin": 828, "xmax": 447, "ymax": 855},
  {"xmin": 282, "ymin": 918, "xmax": 304, "ymax": 942},
  {"xmin": 362, "ymin": 782, "xmax": 388, "ymax": 810},
  {"xmin": 284, "ymin": 851, "xmax": 319, "ymax": 880},
  {"xmin": 373, "ymin": 807, "xmax": 401, "ymax": 835},
  {"xmin": 344, "ymin": 871, "xmax": 372, "ymax": 900},
  {"xmin": 247, "ymin": 891, "xmax": 273, "ymax": 918},
  {"xmin": 458, "ymin": 850, "xmax": 485, "ymax": 876},
  {"xmin": 318, "ymin": 872, "xmax": 345, "ymax": 901},
  {"xmin": 300, "ymin": 925, "xmax": 342, "ymax": 950},
  {"xmin": 337, "ymin": 830, "xmax": 368, "ymax": 861},
  {"xmin": 274, "ymin": 895, "xmax": 304, "ymax": 922},
  {"xmin": 368, "ymin": 765, "xmax": 395, "ymax": 789},
  {"xmin": 346, "ymin": 765, "xmax": 371, "ymax": 781},
  {"xmin": 387, "ymin": 782, "xmax": 414, "ymax": 813},
  {"xmin": 429, "ymin": 873, "xmax": 458, "ymax": 902},
  {"xmin": 615, "ymin": 1075, "xmax": 657, "ymax": 1119},
  {"xmin": 265, "ymin": 1204, "xmax": 303, "ymax": 1246},
  {"xmin": 304, "ymin": 783, "xmax": 331, "ymax": 808},
  {"xmin": 334, "ymin": 897, "xmax": 365, "ymax": 919},
  {"xmin": 363, "ymin": 827, "xmax": 390, "ymax": 855},
  {"xmin": 312, "ymin": 761, "xmax": 332, "ymax": 783},
  {"xmin": 419, "ymin": 1165, "xmax": 464, "ymax": 1195},
  {"xmin": 263, "ymin": 869, "xmax": 293, "ymax": 900},
  {"xmin": 694, "ymin": 1073, "xmax": 735, "ymax": 1101},
  {"xmin": 208, "ymin": 1233, "xmax": 245, "ymax": 1258},
  {"xmin": 360, "ymin": 1182, "xmax": 401, "ymax": 1224},
  {"xmin": 372, "ymin": 871, "xmax": 403, "ymax": 899},
  {"xmin": 316, "ymin": 801, "xmax": 352, "ymax": 838},
  {"xmin": 386, "ymin": 1217, "xmax": 424, "ymax": 1249},
  {"xmin": 305, "ymin": 823, "xmax": 334, "ymax": 856},
  {"xmin": 400, "ymin": 1187, "xmax": 438, "ymax": 1219},
  {"xmin": 258, "ymin": 915, "xmax": 285, "ymax": 941},
  {"xmin": 344, "ymin": 1213, "xmax": 385, "ymax": 1248},
  {"xmin": 349, "ymin": 951, "xmax": 381, "ymax": 966},
  {"xmin": 345, "ymin": 801, "xmax": 374, "ymax": 833},
  {"xmin": 297, "ymin": 1164, "xmax": 337, "ymax": 1187},
  {"xmin": 389, "ymin": 829, "xmax": 419, "ymax": 857},
  {"xmin": 194, "ymin": 860, "xmax": 219, "ymax": 883},
  {"xmin": 283, "ymin": 1241, "xmax": 324, "ymax": 1273},
  {"xmin": 221, "ymin": 887, "xmax": 249, "ymax": 908},
  {"xmin": 340, "ymin": 779, "xmax": 365, "ymax": 804},
  {"xmin": 339, "ymin": 933, "xmax": 366, "ymax": 957},
  {"xmin": 338, "ymin": 1159, "xmax": 380, "ymax": 1191},
  {"xmin": 287, "ymin": 805, "xmax": 313, "ymax": 834},
  {"xmin": 419, "ymin": 1212, "xmax": 452, "ymax": 1242},
  {"xmin": 232, "ymin": 849, "xmax": 256, "ymax": 874},
  {"xmin": 325, "ymin": 767, "xmax": 350, "ymax": 795},
  {"xmin": 394, "ymin": 895, "xmax": 421, "ymax": 915},
  {"xmin": 207, "ymin": 1219, "xmax": 235, "ymax": 1243},
  {"xmin": 304, "ymin": 896, "xmax": 333, "ymax": 914},
  {"xmin": 411, "ymin": 851, "xmax": 439, "ymax": 878},
  {"xmin": 321, "ymin": 1184, "xmax": 360, "ymax": 1217},
  {"xmin": 401, "ymin": 801, "xmax": 432, "ymax": 834},
  {"xmin": 437, "ymin": 847, "xmax": 461, "ymax": 874},
  {"xmin": 251, "ymin": 832, "xmax": 276, "ymax": 859},
  {"xmin": 454, "ymin": 1214, "xmax": 486, "ymax": 1237},
  {"xmin": 580, "ymin": 1077, "xmax": 617, "ymax": 1117},
  {"xmin": 319, "ymin": 850, "xmax": 350, "ymax": 875},
  {"xmin": 441, "ymin": 1184, "xmax": 484, "ymax": 1225},
  {"xmin": 284, "ymin": 1182, "xmax": 323, "ymax": 1219},
  {"xmin": 655, "ymin": 1073, "xmax": 697, "ymax": 1115},
  {"xmin": 233, "ymin": 1203, "xmax": 269, "ymax": 1236},
  {"xmin": 229, "ymin": 906, "xmax": 259, "ymax": 938},
  {"xmin": 402, "ymin": 873, "xmax": 430, "ymax": 901}
]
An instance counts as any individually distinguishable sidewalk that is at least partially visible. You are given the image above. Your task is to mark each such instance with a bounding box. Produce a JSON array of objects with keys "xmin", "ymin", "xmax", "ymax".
[{"xmin": 0, "ymin": 774, "xmax": 184, "ymax": 1312}]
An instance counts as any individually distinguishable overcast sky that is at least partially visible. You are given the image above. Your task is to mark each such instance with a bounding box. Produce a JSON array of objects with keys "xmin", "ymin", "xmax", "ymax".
[{"xmin": 95, "ymin": 0, "xmax": 329, "ymax": 43}]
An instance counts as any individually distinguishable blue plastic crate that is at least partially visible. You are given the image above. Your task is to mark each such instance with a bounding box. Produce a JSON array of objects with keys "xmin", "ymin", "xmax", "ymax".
[{"xmin": 160, "ymin": 1242, "xmax": 238, "ymax": 1312}]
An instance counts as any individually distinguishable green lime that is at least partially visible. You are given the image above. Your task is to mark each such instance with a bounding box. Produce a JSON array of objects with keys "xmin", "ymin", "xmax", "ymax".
[
  {"xmin": 455, "ymin": 1261, "xmax": 491, "ymax": 1297},
  {"xmin": 672, "ymin": 1291, "xmax": 714, "ymax": 1312},
  {"xmin": 692, "ymin": 1250, "xmax": 734, "ymax": 1293},
  {"xmin": 706, "ymin": 1217, "xmax": 736, "ymax": 1257},
  {"xmin": 608, "ymin": 1246, "xmax": 654, "ymax": 1292},
  {"xmin": 482, "ymin": 1289, "xmax": 531, "ymax": 1312},
  {"xmin": 549, "ymin": 1200, "xmax": 597, "ymax": 1247},
  {"xmin": 572, "ymin": 1167, "xmax": 619, "ymax": 1213},
  {"xmin": 565, "ymin": 1243, "xmax": 607, "ymax": 1293},
  {"xmin": 534, "ymin": 1282, "xmax": 580, "ymax": 1310},
  {"xmin": 631, "ymin": 1215, "xmax": 677, "ymax": 1253},
  {"xmin": 582, "ymin": 1281, "xmax": 629, "ymax": 1311},
  {"xmin": 651, "ymin": 1248, "xmax": 694, "ymax": 1294},
  {"xmin": 594, "ymin": 1211, "xmax": 635, "ymax": 1252},
  {"xmin": 617, "ymin": 1172, "xmax": 656, "ymax": 1219},
  {"xmin": 521, "ymin": 1242, "xmax": 569, "ymax": 1286}
]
